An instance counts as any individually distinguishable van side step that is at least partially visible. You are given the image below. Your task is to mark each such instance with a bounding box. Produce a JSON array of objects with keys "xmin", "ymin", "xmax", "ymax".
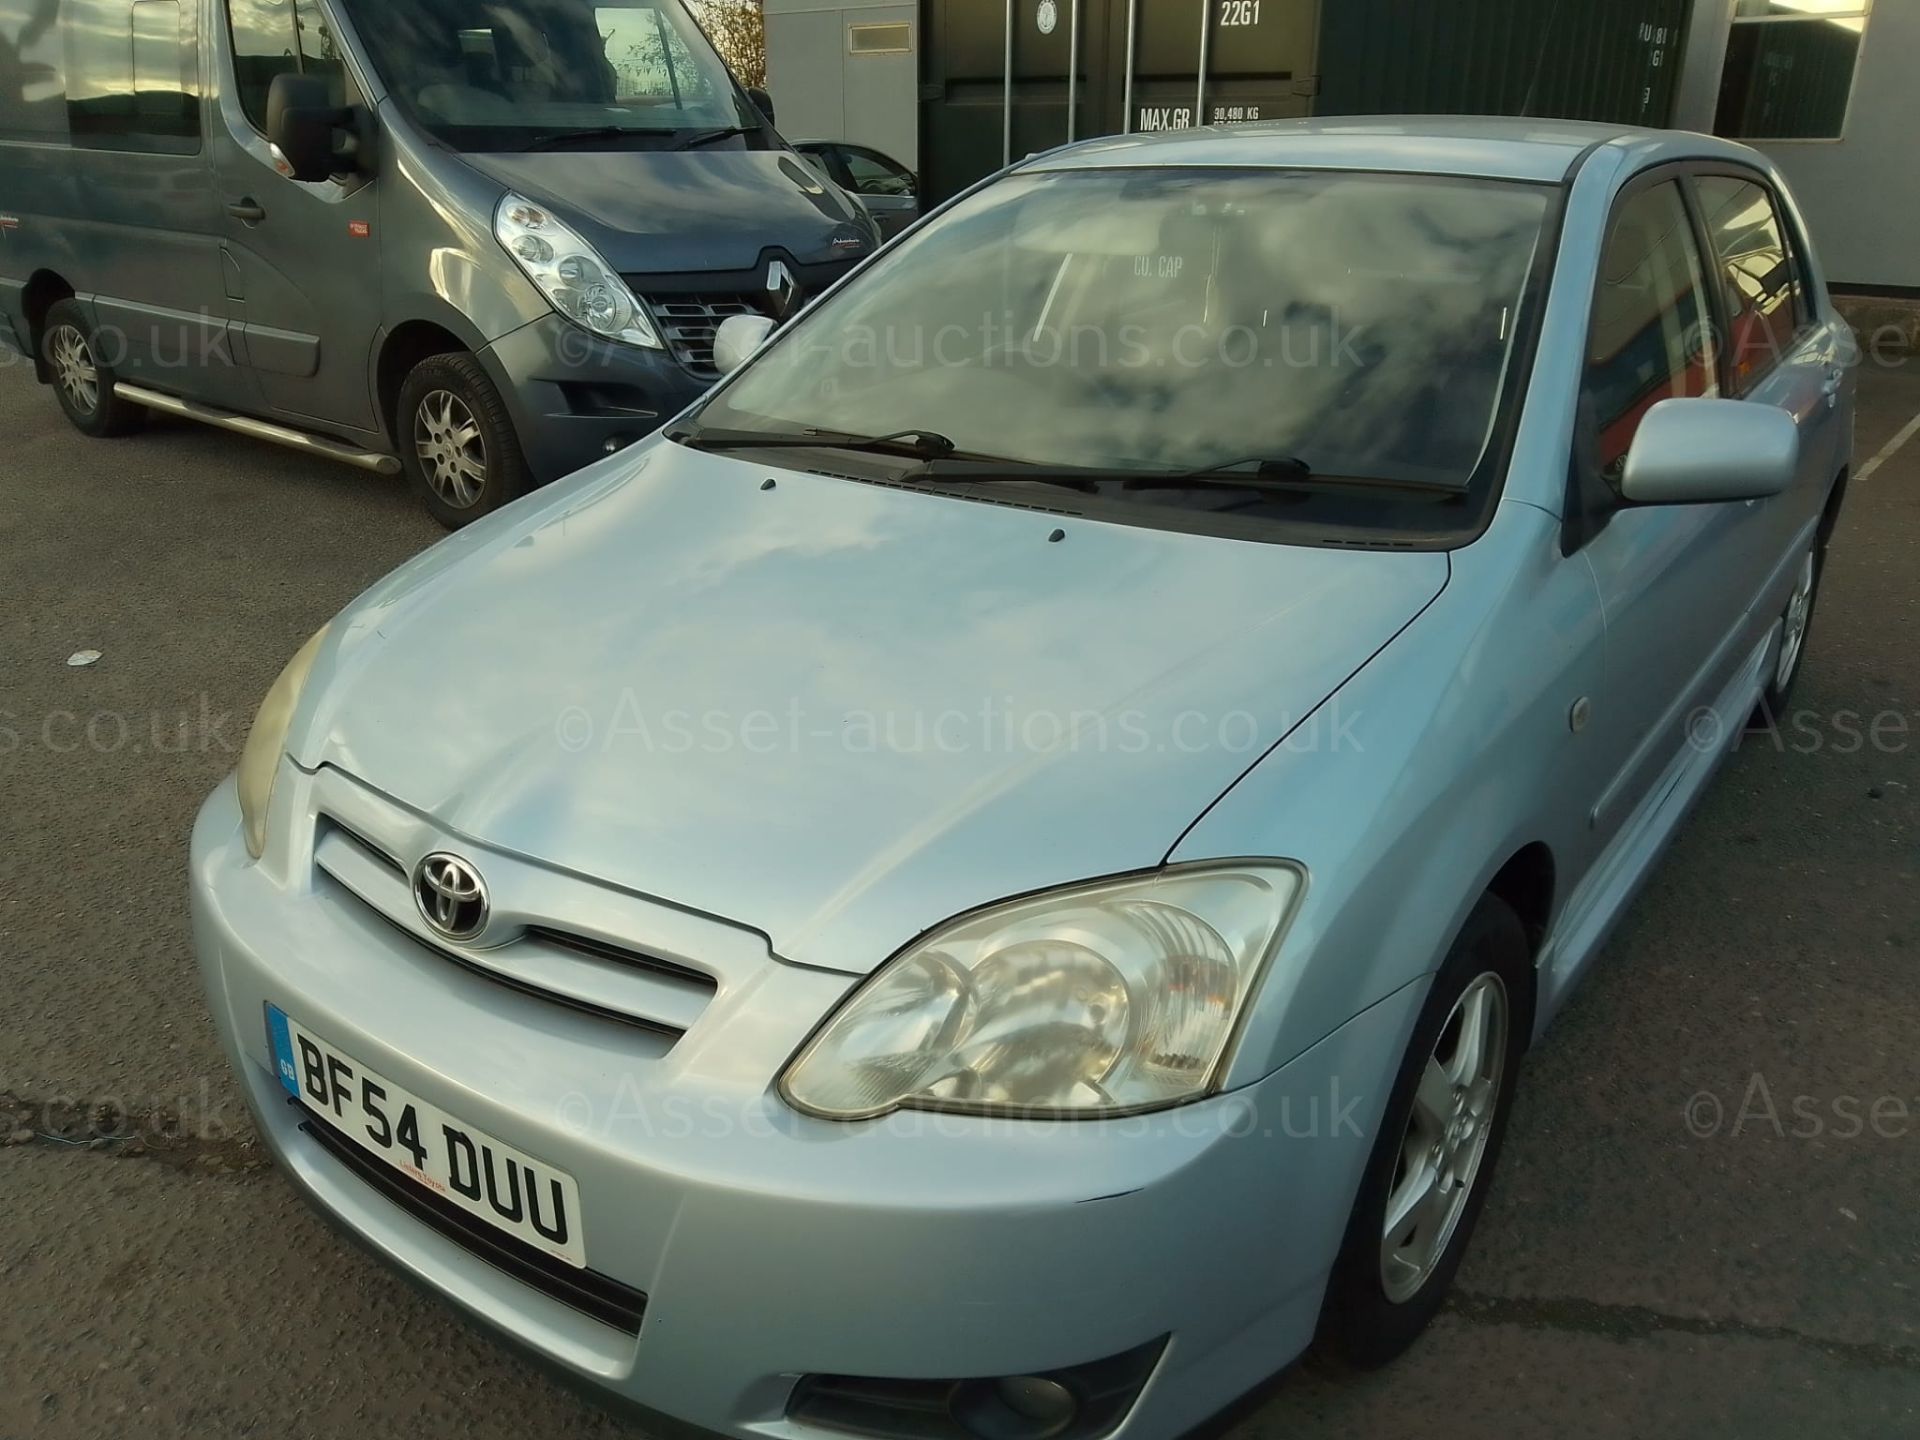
[{"xmin": 113, "ymin": 383, "xmax": 402, "ymax": 476}]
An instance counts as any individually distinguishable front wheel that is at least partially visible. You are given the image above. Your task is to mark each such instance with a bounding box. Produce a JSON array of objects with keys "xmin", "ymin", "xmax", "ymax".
[
  {"xmin": 1316, "ymin": 894, "xmax": 1530, "ymax": 1368},
  {"xmin": 41, "ymin": 298, "xmax": 145, "ymax": 438},
  {"xmin": 398, "ymin": 352, "xmax": 532, "ymax": 529}
]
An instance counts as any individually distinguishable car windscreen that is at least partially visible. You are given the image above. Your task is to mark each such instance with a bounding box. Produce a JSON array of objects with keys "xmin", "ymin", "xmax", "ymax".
[
  {"xmin": 338, "ymin": 0, "xmax": 755, "ymax": 149},
  {"xmin": 695, "ymin": 167, "xmax": 1553, "ymax": 538}
]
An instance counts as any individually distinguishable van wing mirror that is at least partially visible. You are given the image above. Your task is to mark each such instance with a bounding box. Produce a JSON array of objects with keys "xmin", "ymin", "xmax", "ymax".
[
  {"xmin": 713, "ymin": 313, "xmax": 776, "ymax": 376},
  {"xmin": 1619, "ymin": 397, "xmax": 1799, "ymax": 506},
  {"xmin": 267, "ymin": 72, "xmax": 367, "ymax": 183},
  {"xmin": 747, "ymin": 86, "xmax": 777, "ymax": 126}
]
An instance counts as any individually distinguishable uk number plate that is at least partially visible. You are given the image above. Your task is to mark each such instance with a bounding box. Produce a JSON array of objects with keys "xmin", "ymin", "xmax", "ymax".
[{"xmin": 267, "ymin": 1005, "xmax": 585, "ymax": 1268}]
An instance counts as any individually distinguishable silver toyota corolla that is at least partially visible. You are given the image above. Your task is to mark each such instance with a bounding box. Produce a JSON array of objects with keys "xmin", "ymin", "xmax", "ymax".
[{"xmin": 190, "ymin": 118, "xmax": 1853, "ymax": 1438}]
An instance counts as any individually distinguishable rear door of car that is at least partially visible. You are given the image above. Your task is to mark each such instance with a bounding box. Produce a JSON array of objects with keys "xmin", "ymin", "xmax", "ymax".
[{"xmin": 1687, "ymin": 168, "xmax": 1846, "ymax": 597}]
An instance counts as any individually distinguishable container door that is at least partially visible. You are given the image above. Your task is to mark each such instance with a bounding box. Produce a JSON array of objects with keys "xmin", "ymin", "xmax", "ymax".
[
  {"xmin": 920, "ymin": 0, "xmax": 1109, "ymax": 204},
  {"xmin": 917, "ymin": 0, "xmax": 1317, "ymax": 202},
  {"xmin": 1314, "ymin": 0, "xmax": 1691, "ymax": 125},
  {"xmin": 1113, "ymin": 0, "xmax": 1315, "ymax": 136}
]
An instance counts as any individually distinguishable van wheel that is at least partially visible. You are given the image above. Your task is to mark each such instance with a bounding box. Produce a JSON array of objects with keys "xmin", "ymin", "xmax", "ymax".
[
  {"xmin": 399, "ymin": 353, "xmax": 532, "ymax": 529},
  {"xmin": 42, "ymin": 299, "xmax": 145, "ymax": 438},
  {"xmin": 1315, "ymin": 894, "xmax": 1529, "ymax": 1368}
]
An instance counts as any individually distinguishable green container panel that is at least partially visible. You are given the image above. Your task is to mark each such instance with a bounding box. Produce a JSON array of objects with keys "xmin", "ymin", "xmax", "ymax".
[{"xmin": 1316, "ymin": 0, "xmax": 1693, "ymax": 127}]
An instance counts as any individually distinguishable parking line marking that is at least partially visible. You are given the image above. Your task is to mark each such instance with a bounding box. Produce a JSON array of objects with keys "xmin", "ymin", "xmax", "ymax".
[{"xmin": 1857, "ymin": 407, "xmax": 1920, "ymax": 483}]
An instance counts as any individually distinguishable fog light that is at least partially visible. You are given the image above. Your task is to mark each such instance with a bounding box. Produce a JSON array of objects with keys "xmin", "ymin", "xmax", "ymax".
[
  {"xmin": 787, "ymin": 1336, "xmax": 1164, "ymax": 1440},
  {"xmin": 995, "ymin": 1376, "xmax": 1078, "ymax": 1430},
  {"xmin": 951, "ymin": 1374, "xmax": 1078, "ymax": 1439}
]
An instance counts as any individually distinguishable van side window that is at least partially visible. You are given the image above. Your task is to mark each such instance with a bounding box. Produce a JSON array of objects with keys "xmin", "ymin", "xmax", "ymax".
[
  {"xmin": 1580, "ymin": 181, "xmax": 1719, "ymax": 483},
  {"xmin": 1693, "ymin": 174, "xmax": 1807, "ymax": 395},
  {"xmin": 133, "ymin": 2, "xmax": 196, "ymax": 139},
  {"xmin": 228, "ymin": 0, "xmax": 345, "ymax": 132},
  {"xmin": 0, "ymin": 0, "xmax": 68, "ymax": 139},
  {"xmin": 63, "ymin": 0, "xmax": 200, "ymax": 153}
]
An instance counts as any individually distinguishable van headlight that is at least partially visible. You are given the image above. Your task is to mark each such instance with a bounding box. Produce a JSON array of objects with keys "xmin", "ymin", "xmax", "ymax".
[
  {"xmin": 780, "ymin": 865, "xmax": 1304, "ymax": 1119},
  {"xmin": 495, "ymin": 193, "xmax": 662, "ymax": 350},
  {"xmin": 237, "ymin": 626, "xmax": 329, "ymax": 859}
]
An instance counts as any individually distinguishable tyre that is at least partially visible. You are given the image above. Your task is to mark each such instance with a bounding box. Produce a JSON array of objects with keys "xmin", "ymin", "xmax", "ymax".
[
  {"xmin": 398, "ymin": 352, "xmax": 532, "ymax": 529},
  {"xmin": 1752, "ymin": 531, "xmax": 1826, "ymax": 725},
  {"xmin": 41, "ymin": 299, "xmax": 145, "ymax": 438},
  {"xmin": 1316, "ymin": 893, "xmax": 1530, "ymax": 1368}
]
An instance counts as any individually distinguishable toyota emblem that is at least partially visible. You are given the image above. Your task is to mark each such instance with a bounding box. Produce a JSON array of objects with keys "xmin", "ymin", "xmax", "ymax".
[{"xmin": 413, "ymin": 852, "xmax": 490, "ymax": 941}]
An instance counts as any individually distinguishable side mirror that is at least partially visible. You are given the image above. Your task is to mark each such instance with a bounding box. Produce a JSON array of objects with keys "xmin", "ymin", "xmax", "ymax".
[
  {"xmin": 713, "ymin": 313, "xmax": 776, "ymax": 376},
  {"xmin": 267, "ymin": 72, "xmax": 363, "ymax": 183},
  {"xmin": 1620, "ymin": 397, "xmax": 1799, "ymax": 505},
  {"xmin": 747, "ymin": 86, "xmax": 776, "ymax": 126}
]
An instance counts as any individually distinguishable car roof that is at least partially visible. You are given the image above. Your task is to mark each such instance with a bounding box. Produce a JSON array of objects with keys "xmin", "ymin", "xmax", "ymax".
[{"xmin": 1022, "ymin": 115, "xmax": 1766, "ymax": 185}]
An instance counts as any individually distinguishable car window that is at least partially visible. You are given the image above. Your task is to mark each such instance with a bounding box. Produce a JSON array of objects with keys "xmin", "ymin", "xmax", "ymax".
[
  {"xmin": 1581, "ymin": 181, "xmax": 1719, "ymax": 482},
  {"xmin": 228, "ymin": 0, "xmax": 347, "ymax": 132},
  {"xmin": 1693, "ymin": 174, "xmax": 1806, "ymax": 394},
  {"xmin": 840, "ymin": 146, "xmax": 913, "ymax": 197}
]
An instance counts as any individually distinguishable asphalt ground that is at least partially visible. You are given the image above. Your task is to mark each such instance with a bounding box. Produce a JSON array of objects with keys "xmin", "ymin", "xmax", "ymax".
[{"xmin": 3, "ymin": 353, "xmax": 1918, "ymax": 1439}]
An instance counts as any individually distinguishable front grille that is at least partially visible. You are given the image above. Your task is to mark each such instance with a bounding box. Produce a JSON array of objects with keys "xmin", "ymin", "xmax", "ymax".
[
  {"xmin": 294, "ymin": 1102, "xmax": 648, "ymax": 1335},
  {"xmin": 313, "ymin": 817, "xmax": 717, "ymax": 1042},
  {"xmin": 645, "ymin": 294, "xmax": 764, "ymax": 377}
]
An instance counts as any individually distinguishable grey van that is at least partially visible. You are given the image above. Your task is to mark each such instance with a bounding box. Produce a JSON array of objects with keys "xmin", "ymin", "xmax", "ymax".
[{"xmin": 0, "ymin": 0, "xmax": 878, "ymax": 526}]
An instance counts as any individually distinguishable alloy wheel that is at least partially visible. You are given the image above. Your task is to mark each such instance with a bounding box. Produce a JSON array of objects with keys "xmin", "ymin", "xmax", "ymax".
[
  {"xmin": 1380, "ymin": 972, "xmax": 1508, "ymax": 1303},
  {"xmin": 1775, "ymin": 550, "xmax": 1817, "ymax": 692},
  {"xmin": 49, "ymin": 324, "xmax": 100, "ymax": 415},
  {"xmin": 414, "ymin": 389, "xmax": 489, "ymax": 508}
]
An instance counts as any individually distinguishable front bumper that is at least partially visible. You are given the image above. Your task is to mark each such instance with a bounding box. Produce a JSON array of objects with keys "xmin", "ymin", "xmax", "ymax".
[
  {"xmin": 478, "ymin": 313, "xmax": 710, "ymax": 484},
  {"xmin": 189, "ymin": 774, "xmax": 1413, "ymax": 1439}
]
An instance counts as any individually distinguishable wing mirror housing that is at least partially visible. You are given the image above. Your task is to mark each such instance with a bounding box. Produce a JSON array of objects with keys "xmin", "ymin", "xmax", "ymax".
[
  {"xmin": 1620, "ymin": 397, "xmax": 1799, "ymax": 505},
  {"xmin": 267, "ymin": 72, "xmax": 372, "ymax": 182},
  {"xmin": 747, "ymin": 86, "xmax": 777, "ymax": 126},
  {"xmin": 713, "ymin": 313, "xmax": 776, "ymax": 376}
]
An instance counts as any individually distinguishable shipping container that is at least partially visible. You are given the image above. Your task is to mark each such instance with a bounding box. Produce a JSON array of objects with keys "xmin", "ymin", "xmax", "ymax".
[{"xmin": 906, "ymin": 0, "xmax": 1692, "ymax": 202}]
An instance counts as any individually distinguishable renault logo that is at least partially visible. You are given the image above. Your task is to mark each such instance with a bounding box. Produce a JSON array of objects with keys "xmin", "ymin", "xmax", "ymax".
[
  {"xmin": 413, "ymin": 853, "xmax": 489, "ymax": 941},
  {"xmin": 765, "ymin": 259, "xmax": 800, "ymax": 318}
]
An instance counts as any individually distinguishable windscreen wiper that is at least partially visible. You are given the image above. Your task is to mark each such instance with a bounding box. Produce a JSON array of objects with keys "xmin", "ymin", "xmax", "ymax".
[
  {"xmin": 673, "ymin": 126, "xmax": 754, "ymax": 151},
  {"xmin": 1119, "ymin": 456, "xmax": 1469, "ymax": 498},
  {"xmin": 898, "ymin": 454, "xmax": 1462, "ymax": 499},
  {"xmin": 896, "ymin": 458, "xmax": 1105, "ymax": 492},
  {"xmin": 668, "ymin": 425, "xmax": 961, "ymax": 461},
  {"xmin": 523, "ymin": 126, "xmax": 679, "ymax": 152}
]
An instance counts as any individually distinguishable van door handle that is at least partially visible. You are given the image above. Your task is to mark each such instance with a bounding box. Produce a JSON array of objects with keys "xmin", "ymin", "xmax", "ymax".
[{"xmin": 226, "ymin": 197, "xmax": 266, "ymax": 223}]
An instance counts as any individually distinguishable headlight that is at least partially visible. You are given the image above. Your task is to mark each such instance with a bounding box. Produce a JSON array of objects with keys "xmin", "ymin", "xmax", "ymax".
[
  {"xmin": 781, "ymin": 864, "xmax": 1303, "ymax": 1119},
  {"xmin": 236, "ymin": 626, "xmax": 329, "ymax": 859},
  {"xmin": 495, "ymin": 193, "xmax": 661, "ymax": 349}
]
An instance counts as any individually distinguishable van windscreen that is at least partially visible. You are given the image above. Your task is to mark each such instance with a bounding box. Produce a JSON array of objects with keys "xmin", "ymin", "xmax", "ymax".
[{"xmin": 339, "ymin": 0, "xmax": 758, "ymax": 151}]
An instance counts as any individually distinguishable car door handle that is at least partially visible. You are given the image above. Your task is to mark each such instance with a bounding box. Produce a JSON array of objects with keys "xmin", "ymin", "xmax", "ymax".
[
  {"xmin": 226, "ymin": 197, "xmax": 266, "ymax": 223},
  {"xmin": 1821, "ymin": 366, "xmax": 1845, "ymax": 405}
]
